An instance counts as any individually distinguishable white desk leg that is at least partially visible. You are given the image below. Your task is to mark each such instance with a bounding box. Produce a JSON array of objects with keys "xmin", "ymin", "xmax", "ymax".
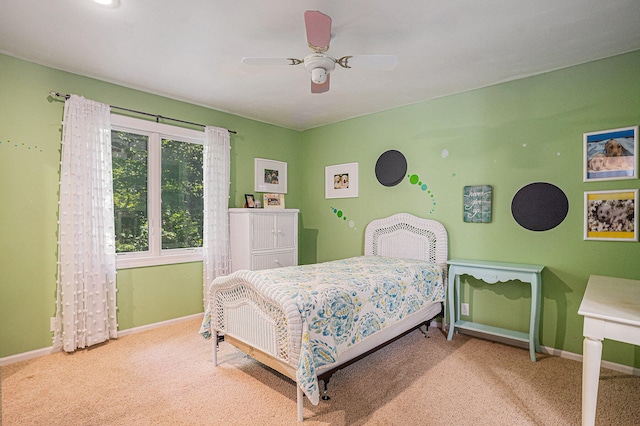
[{"xmin": 582, "ymin": 337, "xmax": 602, "ymax": 426}]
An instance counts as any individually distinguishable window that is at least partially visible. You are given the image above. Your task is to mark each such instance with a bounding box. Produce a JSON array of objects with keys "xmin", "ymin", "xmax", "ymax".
[{"xmin": 111, "ymin": 115, "xmax": 204, "ymax": 268}]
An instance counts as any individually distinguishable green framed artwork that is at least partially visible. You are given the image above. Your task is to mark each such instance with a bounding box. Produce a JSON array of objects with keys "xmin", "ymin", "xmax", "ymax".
[{"xmin": 463, "ymin": 185, "xmax": 492, "ymax": 223}]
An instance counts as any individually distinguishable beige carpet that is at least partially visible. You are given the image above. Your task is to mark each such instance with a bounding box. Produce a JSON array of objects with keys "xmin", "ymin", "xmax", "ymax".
[{"xmin": 1, "ymin": 316, "xmax": 638, "ymax": 425}]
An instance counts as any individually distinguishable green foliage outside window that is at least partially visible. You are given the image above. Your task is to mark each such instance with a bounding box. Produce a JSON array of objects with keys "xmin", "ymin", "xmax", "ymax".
[
  {"xmin": 161, "ymin": 139, "xmax": 203, "ymax": 249},
  {"xmin": 112, "ymin": 131, "xmax": 148, "ymax": 253},
  {"xmin": 112, "ymin": 130, "xmax": 203, "ymax": 253}
]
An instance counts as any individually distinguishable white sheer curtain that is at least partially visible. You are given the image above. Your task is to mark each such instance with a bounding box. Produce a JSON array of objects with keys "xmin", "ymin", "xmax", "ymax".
[
  {"xmin": 53, "ymin": 95, "xmax": 118, "ymax": 353},
  {"xmin": 202, "ymin": 126, "xmax": 231, "ymax": 304}
]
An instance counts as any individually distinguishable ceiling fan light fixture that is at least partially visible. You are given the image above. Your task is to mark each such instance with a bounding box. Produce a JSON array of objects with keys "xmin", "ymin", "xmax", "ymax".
[
  {"xmin": 311, "ymin": 67, "xmax": 327, "ymax": 84},
  {"xmin": 304, "ymin": 53, "xmax": 335, "ymax": 85},
  {"xmin": 93, "ymin": 0, "xmax": 121, "ymax": 8}
]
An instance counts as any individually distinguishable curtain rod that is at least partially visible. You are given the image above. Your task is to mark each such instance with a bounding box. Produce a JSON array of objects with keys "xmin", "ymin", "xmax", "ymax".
[{"xmin": 49, "ymin": 91, "xmax": 237, "ymax": 134}]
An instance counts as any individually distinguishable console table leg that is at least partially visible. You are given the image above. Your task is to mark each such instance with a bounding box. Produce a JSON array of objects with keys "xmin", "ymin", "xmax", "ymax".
[
  {"xmin": 529, "ymin": 274, "xmax": 540, "ymax": 361},
  {"xmin": 446, "ymin": 273, "xmax": 458, "ymax": 340}
]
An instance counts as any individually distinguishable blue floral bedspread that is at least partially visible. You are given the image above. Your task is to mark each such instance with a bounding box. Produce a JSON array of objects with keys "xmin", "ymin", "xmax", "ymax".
[{"xmin": 202, "ymin": 255, "xmax": 444, "ymax": 405}]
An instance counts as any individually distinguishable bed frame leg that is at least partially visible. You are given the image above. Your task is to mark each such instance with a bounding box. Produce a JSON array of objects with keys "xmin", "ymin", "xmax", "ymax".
[
  {"xmin": 419, "ymin": 321, "xmax": 431, "ymax": 338},
  {"xmin": 212, "ymin": 332, "xmax": 218, "ymax": 367},
  {"xmin": 297, "ymin": 385, "xmax": 304, "ymax": 422},
  {"xmin": 321, "ymin": 379, "xmax": 331, "ymax": 400}
]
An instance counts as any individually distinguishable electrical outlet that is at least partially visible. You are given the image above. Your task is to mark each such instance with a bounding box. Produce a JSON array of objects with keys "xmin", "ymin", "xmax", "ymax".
[
  {"xmin": 461, "ymin": 303, "xmax": 469, "ymax": 316},
  {"xmin": 50, "ymin": 317, "xmax": 56, "ymax": 332}
]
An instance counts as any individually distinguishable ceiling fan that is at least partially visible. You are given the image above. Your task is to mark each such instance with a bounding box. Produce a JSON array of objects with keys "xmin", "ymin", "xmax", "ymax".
[{"xmin": 241, "ymin": 10, "xmax": 398, "ymax": 93}]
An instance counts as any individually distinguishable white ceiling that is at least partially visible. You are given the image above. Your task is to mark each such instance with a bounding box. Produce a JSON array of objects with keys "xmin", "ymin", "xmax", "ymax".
[{"xmin": 2, "ymin": 0, "xmax": 640, "ymax": 131}]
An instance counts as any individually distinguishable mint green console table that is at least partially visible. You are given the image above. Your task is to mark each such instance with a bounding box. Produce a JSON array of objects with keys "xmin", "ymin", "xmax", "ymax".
[{"xmin": 446, "ymin": 258, "xmax": 544, "ymax": 362}]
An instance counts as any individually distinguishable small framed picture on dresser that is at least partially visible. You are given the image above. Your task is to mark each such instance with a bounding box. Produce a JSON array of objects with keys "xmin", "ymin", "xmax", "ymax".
[
  {"xmin": 244, "ymin": 194, "xmax": 255, "ymax": 208},
  {"xmin": 264, "ymin": 193, "xmax": 285, "ymax": 209}
]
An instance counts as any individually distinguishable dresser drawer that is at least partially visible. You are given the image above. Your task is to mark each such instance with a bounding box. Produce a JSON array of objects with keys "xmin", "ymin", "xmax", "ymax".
[{"xmin": 251, "ymin": 251, "xmax": 297, "ymax": 270}]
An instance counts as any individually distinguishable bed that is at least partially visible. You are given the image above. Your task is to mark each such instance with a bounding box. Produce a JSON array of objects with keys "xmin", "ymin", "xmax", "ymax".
[{"xmin": 200, "ymin": 212, "xmax": 448, "ymax": 421}]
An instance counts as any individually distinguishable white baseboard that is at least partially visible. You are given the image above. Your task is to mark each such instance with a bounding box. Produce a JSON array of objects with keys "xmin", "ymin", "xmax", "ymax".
[
  {"xmin": 116, "ymin": 312, "xmax": 203, "ymax": 337},
  {"xmin": 434, "ymin": 320, "xmax": 640, "ymax": 377},
  {"xmin": 0, "ymin": 312, "xmax": 204, "ymax": 366},
  {"xmin": 540, "ymin": 344, "xmax": 640, "ymax": 376},
  {"xmin": 0, "ymin": 346, "xmax": 59, "ymax": 367},
  {"xmin": 3, "ymin": 316, "xmax": 639, "ymax": 377}
]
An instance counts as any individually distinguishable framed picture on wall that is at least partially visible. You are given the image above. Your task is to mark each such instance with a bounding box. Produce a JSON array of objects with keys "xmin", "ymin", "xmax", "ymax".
[
  {"xmin": 325, "ymin": 162, "xmax": 358, "ymax": 199},
  {"xmin": 255, "ymin": 158, "xmax": 287, "ymax": 193},
  {"xmin": 463, "ymin": 185, "xmax": 492, "ymax": 223},
  {"xmin": 584, "ymin": 189, "xmax": 638, "ymax": 241},
  {"xmin": 583, "ymin": 126, "xmax": 638, "ymax": 182}
]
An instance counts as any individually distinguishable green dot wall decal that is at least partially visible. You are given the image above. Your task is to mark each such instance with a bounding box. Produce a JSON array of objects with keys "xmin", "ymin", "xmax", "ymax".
[
  {"xmin": 1, "ymin": 138, "xmax": 44, "ymax": 152},
  {"xmin": 407, "ymin": 173, "xmax": 437, "ymax": 214},
  {"xmin": 330, "ymin": 206, "xmax": 357, "ymax": 230}
]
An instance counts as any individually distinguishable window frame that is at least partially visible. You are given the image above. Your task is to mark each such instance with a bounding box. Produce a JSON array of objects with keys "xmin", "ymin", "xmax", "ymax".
[{"xmin": 111, "ymin": 115, "xmax": 205, "ymax": 269}]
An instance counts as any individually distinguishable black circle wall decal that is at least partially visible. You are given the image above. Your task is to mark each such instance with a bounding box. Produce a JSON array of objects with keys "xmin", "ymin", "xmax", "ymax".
[
  {"xmin": 375, "ymin": 150, "xmax": 407, "ymax": 187},
  {"xmin": 511, "ymin": 182, "xmax": 569, "ymax": 231}
]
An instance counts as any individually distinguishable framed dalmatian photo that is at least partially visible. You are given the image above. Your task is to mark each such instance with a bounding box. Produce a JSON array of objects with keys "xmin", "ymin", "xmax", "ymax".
[
  {"xmin": 584, "ymin": 189, "xmax": 638, "ymax": 241},
  {"xmin": 583, "ymin": 126, "xmax": 638, "ymax": 182}
]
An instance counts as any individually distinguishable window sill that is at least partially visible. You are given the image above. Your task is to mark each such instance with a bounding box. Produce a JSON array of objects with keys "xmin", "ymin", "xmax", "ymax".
[{"xmin": 117, "ymin": 251, "xmax": 203, "ymax": 269}]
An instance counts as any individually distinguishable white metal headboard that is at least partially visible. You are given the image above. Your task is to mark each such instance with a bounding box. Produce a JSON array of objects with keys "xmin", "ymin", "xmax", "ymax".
[{"xmin": 364, "ymin": 213, "xmax": 448, "ymax": 268}]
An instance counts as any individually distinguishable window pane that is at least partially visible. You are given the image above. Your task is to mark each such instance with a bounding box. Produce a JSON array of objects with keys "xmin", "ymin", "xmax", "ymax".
[
  {"xmin": 161, "ymin": 139, "xmax": 204, "ymax": 250},
  {"xmin": 112, "ymin": 131, "xmax": 149, "ymax": 253}
]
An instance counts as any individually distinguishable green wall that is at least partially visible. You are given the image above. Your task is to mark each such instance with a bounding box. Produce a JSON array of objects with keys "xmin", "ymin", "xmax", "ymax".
[
  {"xmin": 0, "ymin": 54, "xmax": 302, "ymax": 357},
  {"xmin": 298, "ymin": 51, "xmax": 640, "ymax": 368},
  {"xmin": 1, "ymin": 51, "xmax": 639, "ymax": 369}
]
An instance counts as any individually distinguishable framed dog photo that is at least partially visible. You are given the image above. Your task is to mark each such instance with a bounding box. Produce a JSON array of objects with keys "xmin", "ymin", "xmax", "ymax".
[
  {"xmin": 263, "ymin": 193, "xmax": 285, "ymax": 209},
  {"xmin": 584, "ymin": 189, "xmax": 638, "ymax": 241},
  {"xmin": 583, "ymin": 126, "xmax": 638, "ymax": 182},
  {"xmin": 244, "ymin": 194, "xmax": 255, "ymax": 208},
  {"xmin": 325, "ymin": 162, "xmax": 358, "ymax": 199},
  {"xmin": 255, "ymin": 158, "xmax": 287, "ymax": 193}
]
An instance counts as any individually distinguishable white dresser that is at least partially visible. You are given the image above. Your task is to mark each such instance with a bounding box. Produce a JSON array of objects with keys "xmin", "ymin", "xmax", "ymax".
[{"xmin": 229, "ymin": 208, "xmax": 299, "ymax": 272}]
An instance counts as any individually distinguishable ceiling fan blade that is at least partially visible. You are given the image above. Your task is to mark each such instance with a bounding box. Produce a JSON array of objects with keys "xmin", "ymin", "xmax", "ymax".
[
  {"xmin": 338, "ymin": 55, "xmax": 398, "ymax": 71},
  {"xmin": 241, "ymin": 57, "xmax": 302, "ymax": 66},
  {"xmin": 311, "ymin": 74, "xmax": 330, "ymax": 94},
  {"xmin": 304, "ymin": 10, "xmax": 331, "ymax": 53}
]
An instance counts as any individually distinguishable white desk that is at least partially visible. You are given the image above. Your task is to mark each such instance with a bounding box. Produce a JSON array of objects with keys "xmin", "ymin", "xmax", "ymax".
[
  {"xmin": 578, "ymin": 274, "xmax": 640, "ymax": 426},
  {"xmin": 446, "ymin": 258, "xmax": 544, "ymax": 362}
]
